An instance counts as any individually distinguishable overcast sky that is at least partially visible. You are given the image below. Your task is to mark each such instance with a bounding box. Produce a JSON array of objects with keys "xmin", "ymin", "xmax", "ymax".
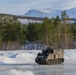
[{"xmin": 0, "ymin": 0, "xmax": 76, "ymax": 15}]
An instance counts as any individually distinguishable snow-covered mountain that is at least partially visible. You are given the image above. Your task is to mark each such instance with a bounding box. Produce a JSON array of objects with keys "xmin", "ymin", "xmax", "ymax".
[
  {"xmin": 25, "ymin": 7, "xmax": 76, "ymax": 18},
  {"xmin": 25, "ymin": 9, "xmax": 49, "ymax": 18}
]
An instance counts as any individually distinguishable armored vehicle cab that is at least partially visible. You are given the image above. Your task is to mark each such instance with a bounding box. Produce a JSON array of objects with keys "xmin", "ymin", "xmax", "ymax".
[{"xmin": 35, "ymin": 47, "xmax": 64, "ymax": 65}]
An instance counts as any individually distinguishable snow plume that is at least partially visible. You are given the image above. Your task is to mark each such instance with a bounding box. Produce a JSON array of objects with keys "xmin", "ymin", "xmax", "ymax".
[
  {"xmin": 0, "ymin": 69, "xmax": 35, "ymax": 75},
  {"xmin": 0, "ymin": 50, "xmax": 37, "ymax": 64}
]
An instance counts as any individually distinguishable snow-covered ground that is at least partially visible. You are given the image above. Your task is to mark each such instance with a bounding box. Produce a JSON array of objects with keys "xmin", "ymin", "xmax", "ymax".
[
  {"xmin": 0, "ymin": 69, "xmax": 35, "ymax": 75},
  {"xmin": 0, "ymin": 49, "xmax": 76, "ymax": 64},
  {"xmin": 64, "ymin": 49, "xmax": 76, "ymax": 60}
]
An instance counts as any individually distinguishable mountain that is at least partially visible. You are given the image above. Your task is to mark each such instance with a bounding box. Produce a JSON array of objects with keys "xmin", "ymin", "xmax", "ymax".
[
  {"xmin": 66, "ymin": 7, "xmax": 76, "ymax": 18},
  {"xmin": 24, "ymin": 9, "xmax": 49, "ymax": 18},
  {"xmin": 25, "ymin": 7, "xmax": 76, "ymax": 18}
]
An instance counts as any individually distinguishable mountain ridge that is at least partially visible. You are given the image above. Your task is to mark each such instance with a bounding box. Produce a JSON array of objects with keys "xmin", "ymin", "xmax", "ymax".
[{"xmin": 25, "ymin": 7, "xmax": 76, "ymax": 18}]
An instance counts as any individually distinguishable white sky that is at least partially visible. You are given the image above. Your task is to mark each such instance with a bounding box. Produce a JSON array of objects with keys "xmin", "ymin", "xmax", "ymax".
[{"xmin": 0, "ymin": 0, "xmax": 76, "ymax": 15}]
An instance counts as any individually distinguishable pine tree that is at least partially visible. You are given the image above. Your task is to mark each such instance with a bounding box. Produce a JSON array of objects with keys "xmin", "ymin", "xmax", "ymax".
[
  {"xmin": 41, "ymin": 18, "xmax": 55, "ymax": 47},
  {"xmin": 0, "ymin": 16, "xmax": 27, "ymax": 50},
  {"xmin": 61, "ymin": 10, "xmax": 71, "ymax": 49}
]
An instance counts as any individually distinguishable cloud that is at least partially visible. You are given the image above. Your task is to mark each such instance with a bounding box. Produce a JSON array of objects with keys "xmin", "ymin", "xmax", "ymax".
[
  {"xmin": 52, "ymin": 0, "xmax": 76, "ymax": 10},
  {"xmin": 0, "ymin": 0, "xmax": 46, "ymax": 14},
  {"xmin": 0, "ymin": 0, "xmax": 76, "ymax": 14},
  {"xmin": 0, "ymin": 0, "xmax": 55, "ymax": 15}
]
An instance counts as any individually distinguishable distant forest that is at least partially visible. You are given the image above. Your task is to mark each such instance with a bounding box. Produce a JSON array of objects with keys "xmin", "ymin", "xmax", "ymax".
[{"xmin": 0, "ymin": 11, "xmax": 76, "ymax": 50}]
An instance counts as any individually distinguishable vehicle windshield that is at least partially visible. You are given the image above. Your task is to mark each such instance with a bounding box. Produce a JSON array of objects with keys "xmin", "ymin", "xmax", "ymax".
[{"xmin": 42, "ymin": 47, "xmax": 53, "ymax": 54}]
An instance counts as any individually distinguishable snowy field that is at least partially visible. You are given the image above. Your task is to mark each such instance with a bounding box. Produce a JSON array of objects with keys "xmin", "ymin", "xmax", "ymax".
[
  {"xmin": 0, "ymin": 49, "xmax": 76, "ymax": 75},
  {"xmin": 0, "ymin": 49, "xmax": 76, "ymax": 64}
]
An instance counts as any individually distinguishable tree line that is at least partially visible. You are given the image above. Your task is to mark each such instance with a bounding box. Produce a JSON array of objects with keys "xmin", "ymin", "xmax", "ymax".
[{"xmin": 0, "ymin": 11, "xmax": 76, "ymax": 50}]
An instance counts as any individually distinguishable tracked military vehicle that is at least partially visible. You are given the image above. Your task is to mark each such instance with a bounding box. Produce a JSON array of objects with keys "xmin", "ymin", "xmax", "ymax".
[{"xmin": 35, "ymin": 47, "xmax": 64, "ymax": 65}]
